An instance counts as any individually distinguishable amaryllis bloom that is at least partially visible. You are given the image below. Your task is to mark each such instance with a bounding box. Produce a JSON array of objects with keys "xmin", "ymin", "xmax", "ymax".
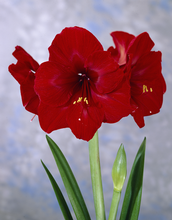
[
  {"xmin": 108, "ymin": 31, "xmax": 166, "ymax": 128},
  {"xmin": 34, "ymin": 27, "xmax": 131, "ymax": 141},
  {"xmin": 9, "ymin": 46, "xmax": 40, "ymax": 114}
]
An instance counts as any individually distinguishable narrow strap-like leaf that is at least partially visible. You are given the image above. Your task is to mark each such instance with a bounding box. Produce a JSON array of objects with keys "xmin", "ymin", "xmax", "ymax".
[
  {"xmin": 41, "ymin": 161, "xmax": 73, "ymax": 220},
  {"xmin": 120, "ymin": 138, "xmax": 146, "ymax": 220},
  {"xmin": 46, "ymin": 135, "xmax": 91, "ymax": 220}
]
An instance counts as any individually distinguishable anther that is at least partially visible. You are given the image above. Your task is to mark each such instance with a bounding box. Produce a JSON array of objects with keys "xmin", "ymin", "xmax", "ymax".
[{"xmin": 143, "ymin": 85, "xmax": 148, "ymax": 93}]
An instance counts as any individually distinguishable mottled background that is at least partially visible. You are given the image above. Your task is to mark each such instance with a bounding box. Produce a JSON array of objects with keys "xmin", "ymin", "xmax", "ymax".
[{"xmin": 0, "ymin": 0, "xmax": 172, "ymax": 219}]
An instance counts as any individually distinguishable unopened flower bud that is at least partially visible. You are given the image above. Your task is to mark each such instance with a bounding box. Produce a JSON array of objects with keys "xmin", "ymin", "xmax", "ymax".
[{"xmin": 112, "ymin": 144, "xmax": 127, "ymax": 192}]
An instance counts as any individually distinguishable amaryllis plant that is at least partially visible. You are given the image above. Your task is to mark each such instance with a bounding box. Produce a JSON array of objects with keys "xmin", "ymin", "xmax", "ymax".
[{"xmin": 9, "ymin": 26, "xmax": 166, "ymax": 220}]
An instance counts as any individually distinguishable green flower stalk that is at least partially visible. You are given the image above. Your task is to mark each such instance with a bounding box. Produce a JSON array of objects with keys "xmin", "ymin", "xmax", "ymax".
[
  {"xmin": 89, "ymin": 131, "xmax": 106, "ymax": 220},
  {"xmin": 108, "ymin": 144, "xmax": 127, "ymax": 220}
]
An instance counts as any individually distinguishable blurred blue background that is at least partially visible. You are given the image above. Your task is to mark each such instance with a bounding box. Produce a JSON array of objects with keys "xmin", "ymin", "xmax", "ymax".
[{"xmin": 0, "ymin": 0, "xmax": 172, "ymax": 219}]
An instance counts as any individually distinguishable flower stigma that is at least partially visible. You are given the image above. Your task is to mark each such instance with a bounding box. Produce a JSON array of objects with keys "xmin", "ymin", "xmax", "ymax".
[
  {"xmin": 30, "ymin": 114, "xmax": 36, "ymax": 122},
  {"xmin": 78, "ymin": 72, "xmax": 90, "ymax": 81}
]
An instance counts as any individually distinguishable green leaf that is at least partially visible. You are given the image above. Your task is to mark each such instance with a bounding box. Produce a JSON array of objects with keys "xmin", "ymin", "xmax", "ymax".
[
  {"xmin": 46, "ymin": 135, "xmax": 91, "ymax": 220},
  {"xmin": 41, "ymin": 161, "xmax": 73, "ymax": 220},
  {"xmin": 120, "ymin": 138, "xmax": 146, "ymax": 220}
]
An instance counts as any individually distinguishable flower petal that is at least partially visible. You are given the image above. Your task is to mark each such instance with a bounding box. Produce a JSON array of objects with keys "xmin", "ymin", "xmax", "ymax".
[
  {"xmin": 96, "ymin": 78, "xmax": 131, "ymax": 123},
  {"xmin": 86, "ymin": 51, "xmax": 124, "ymax": 94},
  {"xmin": 48, "ymin": 26, "xmax": 103, "ymax": 68},
  {"xmin": 37, "ymin": 102, "xmax": 68, "ymax": 133},
  {"xmin": 20, "ymin": 71, "xmax": 39, "ymax": 114},
  {"xmin": 107, "ymin": 46, "xmax": 119, "ymax": 64},
  {"xmin": 131, "ymin": 51, "xmax": 165, "ymax": 115},
  {"xmin": 110, "ymin": 31, "xmax": 135, "ymax": 65},
  {"xmin": 131, "ymin": 51, "xmax": 161, "ymax": 81},
  {"xmin": 13, "ymin": 46, "xmax": 39, "ymax": 71},
  {"xmin": 128, "ymin": 32, "xmax": 154, "ymax": 65},
  {"xmin": 130, "ymin": 51, "xmax": 166, "ymax": 126},
  {"xmin": 131, "ymin": 107, "xmax": 145, "ymax": 128},
  {"xmin": 67, "ymin": 101, "xmax": 104, "ymax": 141},
  {"xmin": 34, "ymin": 61, "xmax": 79, "ymax": 107},
  {"xmin": 8, "ymin": 46, "xmax": 40, "ymax": 114},
  {"xmin": 9, "ymin": 46, "xmax": 39, "ymax": 84}
]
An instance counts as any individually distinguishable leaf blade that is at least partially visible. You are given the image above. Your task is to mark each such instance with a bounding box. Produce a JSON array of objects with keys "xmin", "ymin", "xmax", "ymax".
[
  {"xmin": 120, "ymin": 138, "xmax": 146, "ymax": 220},
  {"xmin": 46, "ymin": 135, "xmax": 91, "ymax": 220},
  {"xmin": 41, "ymin": 160, "xmax": 73, "ymax": 220}
]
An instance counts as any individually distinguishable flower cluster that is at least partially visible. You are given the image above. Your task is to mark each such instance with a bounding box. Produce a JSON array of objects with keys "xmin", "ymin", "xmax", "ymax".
[{"xmin": 9, "ymin": 27, "xmax": 166, "ymax": 141}]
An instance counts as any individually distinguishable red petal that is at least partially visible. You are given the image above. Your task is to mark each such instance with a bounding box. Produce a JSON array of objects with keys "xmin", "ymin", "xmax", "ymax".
[
  {"xmin": 49, "ymin": 26, "xmax": 103, "ymax": 67},
  {"xmin": 86, "ymin": 51, "xmax": 124, "ymax": 94},
  {"xmin": 96, "ymin": 78, "xmax": 131, "ymax": 123},
  {"xmin": 131, "ymin": 51, "xmax": 161, "ymax": 81},
  {"xmin": 131, "ymin": 107, "xmax": 145, "ymax": 128},
  {"xmin": 131, "ymin": 74, "xmax": 164, "ymax": 117},
  {"xmin": 20, "ymin": 71, "xmax": 39, "ymax": 114},
  {"xmin": 34, "ymin": 61, "xmax": 79, "ymax": 107},
  {"xmin": 107, "ymin": 46, "xmax": 119, "ymax": 63},
  {"xmin": 130, "ymin": 50, "xmax": 166, "ymax": 128},
  {"xmin": 37, "ymin": 102, "xmax": 68, "ymax": 133},
  {"xmin": 110, "ymin": 31, "xmax": 135, "ymax": 65},
  {"xmin": 9, "ymin": 46, "xmax": 39, "ymax": 84},
  {"xmin": 128, "ymin": 32, "xmax": 155, "ymax": 65},
  {"xmin": 131, "ymin": 51, "xmax": 165, "ymax": 116},
  {"xmin": 67, "ymin": 101, "xmax": 104, "ymax": 141},
  {"xmin": 9, "ymin": 62, "xmax": 31, "ymax": 84},
  {"xmin": 13, "ymin": 46, "xmax": 39, "ymax": 71}
]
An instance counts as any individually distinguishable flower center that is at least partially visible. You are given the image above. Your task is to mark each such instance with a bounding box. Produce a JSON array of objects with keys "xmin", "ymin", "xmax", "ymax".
[
  {"xmin": 72, "ymin": 72, "xmax": 91, "ymax": 106},
  {"xmin": 78, "ymin": 72, "xmax": 90, "ymax": 81}
]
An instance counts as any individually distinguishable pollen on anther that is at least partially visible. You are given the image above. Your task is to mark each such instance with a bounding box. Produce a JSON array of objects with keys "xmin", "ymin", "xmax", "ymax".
[
  {"xmin": 84, "ymin": 97, "xmax": 88, "ymax": 104},
  {"xmin": 77, "ymin": 97, "xmax": 82, "ymax": 103},
  {"xmin": 143, "ymin": 85, "xmax": 148, "ymax": 93}
]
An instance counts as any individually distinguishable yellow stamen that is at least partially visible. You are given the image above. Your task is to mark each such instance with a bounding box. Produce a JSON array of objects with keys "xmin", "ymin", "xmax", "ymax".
[
  {"xmin": 73, "ymin": 97, "xmax": 89, "ymax": 105},
  {"xmin": 143, "ymin": 85, "xmax": 148, "ymax": 93},
  {"xmin": 77, "ymin": 97, "xmax": 83, "ymax": 103},
  {"xmin": 84, "ymin": 97, "xmax": 88, "ymax": 104},
  {"xmin": 150, "ymin": 88, "xmax": 153, "ymax": 92}
]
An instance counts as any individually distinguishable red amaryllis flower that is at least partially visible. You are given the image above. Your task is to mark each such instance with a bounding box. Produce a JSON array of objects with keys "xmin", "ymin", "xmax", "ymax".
[
  {"xmin": 108, "ymin": 31, "xmax": 166, "ymax": 128},
  {"xmin": 34, "ymin": 27, "xmax": 131, "ymax": 141},
  {"xmin": 9, "ymin": 46, "xmax": 40, "ymax": 114}
]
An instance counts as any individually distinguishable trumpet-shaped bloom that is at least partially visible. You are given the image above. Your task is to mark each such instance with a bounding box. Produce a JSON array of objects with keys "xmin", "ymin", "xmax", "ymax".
[
  {"xmin": 34, "ymin": 27, "xmax": 131, "ymax": 141},
  {"xmin": 9, "ymin": 46, "xmax": 39, "ymax": 114},
  {"xmin": 108, "ymin": 31, "xmax": 166, "ymax": 127}
]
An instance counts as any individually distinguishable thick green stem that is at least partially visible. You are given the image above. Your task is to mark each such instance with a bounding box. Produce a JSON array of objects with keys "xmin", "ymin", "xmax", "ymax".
[
  {"xmin": 89, "ymin": 131, "xmax": 106, "ymax": 220},
  {"xmin": 108, "ymin": 190, "xmax": 121, "ymax": 220}
]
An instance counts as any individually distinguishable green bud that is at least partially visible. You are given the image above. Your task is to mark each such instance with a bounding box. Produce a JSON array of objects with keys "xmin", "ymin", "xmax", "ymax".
[{"xmin": 112, "ymin": 144, "xmax": 127, "ymax": 192}]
